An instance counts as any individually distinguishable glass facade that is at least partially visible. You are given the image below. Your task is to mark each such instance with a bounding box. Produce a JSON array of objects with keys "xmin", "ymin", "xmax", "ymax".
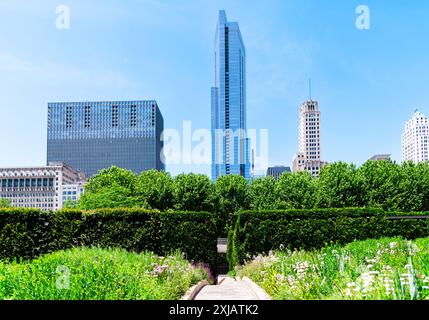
[
  {"xmin": 211, "ymin": 10, "xmax": 250, "ymax": 181},
  {"xmin": 47, "ymin": 101, "xmax": 165, "ymax": 177}
]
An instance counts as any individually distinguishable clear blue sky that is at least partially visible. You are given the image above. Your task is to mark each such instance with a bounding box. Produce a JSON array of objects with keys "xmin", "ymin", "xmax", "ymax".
[{"xmin": 0, "ymin": 0, "xmax": 428, "ymax": 176}]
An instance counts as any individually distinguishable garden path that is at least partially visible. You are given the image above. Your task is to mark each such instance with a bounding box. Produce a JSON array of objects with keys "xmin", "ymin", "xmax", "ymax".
[{"xmin": 194, "ymin": 276, "xmax": 271, "ymax": 300}]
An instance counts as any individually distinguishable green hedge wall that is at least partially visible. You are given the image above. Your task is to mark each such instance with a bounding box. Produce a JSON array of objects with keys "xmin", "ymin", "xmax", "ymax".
[
  {"xmin": 0, "ymin": 208, "xmax": 217, "ymax": 269},
  {"xmin": 227, "ymin": 208, "xmax": 429, "ymax": 268}
]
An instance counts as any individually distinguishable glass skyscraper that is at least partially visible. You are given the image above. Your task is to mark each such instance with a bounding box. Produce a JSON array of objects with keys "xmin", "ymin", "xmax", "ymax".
[
  {"xmin": 47, "ymin": 100, "xmax": 165, "ymax": 177},
  {"xmin": 211, "ymin": 10, "xmax": 250, "ymax": 181}
]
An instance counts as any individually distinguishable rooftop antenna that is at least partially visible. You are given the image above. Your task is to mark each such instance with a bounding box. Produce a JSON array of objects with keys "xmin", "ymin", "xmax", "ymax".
[{"xmin": 309, "ymin": 78, "xmax": 312, "ymax": 101}]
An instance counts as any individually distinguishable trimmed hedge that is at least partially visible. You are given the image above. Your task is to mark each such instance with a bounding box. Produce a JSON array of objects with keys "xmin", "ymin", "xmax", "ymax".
[
  {"xmin": 0, "ymin": 208, "xmax": 217, "ymax": 269},
  {"xmin": 227, "ymin": 208, "xmax": 429, "ymax": 268}
]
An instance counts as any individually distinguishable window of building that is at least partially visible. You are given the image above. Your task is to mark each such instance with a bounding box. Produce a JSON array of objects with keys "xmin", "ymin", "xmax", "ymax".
[
  {"xmin": 84, "ymin": 105, "xmax": 91, "ymax": 128},
  {"xmin": 66, "ymin": 106, "xmax": 73, "ymax": 128},
  {"xmin": 131, "ymin": 105, "xmax": 137, "ymax": 127},
  {"xmin": 112, "ymin": 105, "xmax": 119, "ymax": 127}
]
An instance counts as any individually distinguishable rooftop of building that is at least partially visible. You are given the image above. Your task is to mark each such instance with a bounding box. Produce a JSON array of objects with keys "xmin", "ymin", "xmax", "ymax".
[
  {"xmin": 369, "ymin": 154, "xmax": 391, "ymax": 161},
  {"xmin": 0, "ymin": 162, "xmax": 86, "ymax": 179},
  {"xmin": 48, "ymin": 100, "xmax": 158, "ymax": 105}
]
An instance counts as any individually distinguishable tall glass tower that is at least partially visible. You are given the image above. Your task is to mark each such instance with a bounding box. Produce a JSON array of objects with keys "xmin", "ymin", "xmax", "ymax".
[{"xmin": 211, "ymin": 10, "xmax": 250, "ymax": 181}]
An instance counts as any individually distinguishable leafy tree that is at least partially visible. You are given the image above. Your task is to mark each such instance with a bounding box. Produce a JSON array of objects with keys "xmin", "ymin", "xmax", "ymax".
[
  {"xmin": 172, "ymin": 173, "xmax": 213, "ymax": 212},
  {"xmin": 275, "ymin": 171, "xmax": 316, "ymax": 209},
  {"xmin": 78, "ymin": 166, "xmax": 138, "ymax": 210},
  {"xmin": 248, "ymin": 177, "xmax": 277, "ymax": 210},
  {"xmin": 63, "ymin": 199, "xmax": 78, "ymax": 209},
  {"xmin": 357, "ymin": 160, "xmax": 406, "ymax": 211},
  {"xmin": 397, "ymin": 161, "xmax": 429, "ymax": 211},
  {"xmin": 316, "ymin": 162, "xmax": 364, "ymax": 208},
  {"xmin": 79, "ymin": 184, "xmax": 141, "ymax": 210},
  {"xmin": 214, "ymin": 175, "xmax": 249, "ymax": 214},
  {"xmin": 214, "ymin": 175, "xmax": 249, "ymax": 232},
  {"xmin": 135, "ymin": 170, "xmax": 174, "ymax": 210},
  {"xmin": 0, "ymin": 199, "xmax": 11, "ymax": 208},
  {"xmin": 84, "ymin": 166, "xmax": 136, "ymax": 194}
]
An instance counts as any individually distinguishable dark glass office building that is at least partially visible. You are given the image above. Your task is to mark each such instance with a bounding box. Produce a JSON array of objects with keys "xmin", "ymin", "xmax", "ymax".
[
  {"xmin": 47, "ymin": 101, "xmax": 165, "ymax": 177},
  {"xmin": 266, "ymin": 166, "xmax": 291, "ymax": 180}
]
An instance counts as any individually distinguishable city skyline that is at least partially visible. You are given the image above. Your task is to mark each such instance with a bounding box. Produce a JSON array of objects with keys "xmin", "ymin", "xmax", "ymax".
[{"xmin": 1, "ymin": 1, "xmax": 429, "ymax": 177}]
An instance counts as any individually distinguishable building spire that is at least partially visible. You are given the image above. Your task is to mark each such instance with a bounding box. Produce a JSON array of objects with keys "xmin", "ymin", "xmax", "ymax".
[{"xmin": 309, "ymin": 78, "xmax": 312, "ymax": 101}]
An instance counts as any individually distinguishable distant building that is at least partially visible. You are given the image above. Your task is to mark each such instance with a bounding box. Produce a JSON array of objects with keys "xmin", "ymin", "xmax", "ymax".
[
  {"xmin": 47, "ymin": 100, "xmax": 165, "ymax": 177},
  {"xmin": 62, "ymin": 182, "xmax": 85, "ymax": 206},
  {"xmin": 402, "ymin": 109, "xmax": 429, "ymax": 163},
  {"xmin": 0, "ymin": 162, "xmax": 86, "ymax": 211},
  {"xmin": 369, "ymin": 154, "xmax": 391, "ymax": 161},
  {"xmin": 211, "ymin": 10, "xmax": 250, "ymax": 181},
  {"xmin": 292, "ymin": 100, "xmax": 327, "ymax": 177},
  {"xmin": 266, "ymin": 166, "xmax": 291, "ymax": 180}
]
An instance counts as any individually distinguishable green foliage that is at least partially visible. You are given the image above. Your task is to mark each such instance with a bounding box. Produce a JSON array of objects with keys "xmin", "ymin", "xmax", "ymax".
[
  {"xmin": 79, "ymin": 166, "xmax": 138, "ymax": 210},
  {"xmin": 316, "ymin": 162, "xmax": 365, "ymax": 208},
  {"xmin": 172, "ymin": 173, "xmax": 213, "ymax": 212},
  {"xmin": 79, "ymin": 184, "xmax": 139, "ymax": 210},
  {"xmin": 228, "ymin": 208, "xmax": 429, "ymax": 266},
  {"xmin": 238, "ymin": 237, "xmax": 429, "ymax": 300},
  {"xmin": 357, "ymin": 160, "xmax": 406, "ymax": 211},
  {"xmin": 135, "ymin": 170, "xmax": 174, "ymax": 210},
  {"xmin": 0, "ymin": 248, "xmax": 210, "ymax": 300},
  {"xmin": 401, "ymin": 162, "xmax": 429, "ymax": 212},
  {"xmin": 248, "ymin": 177, "xmax": 276, "ymax": 210},
  {"xmin": 0, "ymin": 208, "xmax": 218, "ymax": 270},
  {"xmin": 214, "ymin": 175, "xmax": 249, "ymax": 233},
  {"xmin": 275, "ymin": 172, "xmax": 316, "ymax": 209},
  {"xmin": 0, "ymin": 209, "xmax": 52, "ymax": 260},
  {"xmin": 62, "ymin": 200, "xmax": 78, "ymax": 209},
  {"xmin": 0, "ymin": 199, "xmax": 11, "ymax": 208},
  {"xmin": 84, "ymin": 166, "xmax": 136, "ymax": 194},
  {"xmin": 76, "ymin": 161, "xmax": 429, "ymax": 220}
]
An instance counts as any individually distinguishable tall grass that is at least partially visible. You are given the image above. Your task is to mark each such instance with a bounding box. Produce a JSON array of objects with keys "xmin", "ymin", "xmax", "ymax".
[
  {"xmin": 0, "ymin": 247, "xmax": 210, "ymax": 300},
  {"xmin": 237, "ymin": 237, "xmax": 429, "ymax": 300}
]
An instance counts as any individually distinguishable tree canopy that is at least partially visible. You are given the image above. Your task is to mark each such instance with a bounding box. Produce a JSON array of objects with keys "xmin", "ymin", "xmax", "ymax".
[{"xmin": 75, "ymin": 160, "xmax": 429, "ymax": 228}]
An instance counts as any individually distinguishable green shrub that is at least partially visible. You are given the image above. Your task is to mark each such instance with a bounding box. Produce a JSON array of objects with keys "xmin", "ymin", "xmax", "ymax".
[
  {"xmin": 0, "ymin": 208, "xmax": 217, "ymax": 270},
  {"xmin": 228, "ymin": 208, "xmax": 429, "ymax": 267},
  {"xmin": 0, "ymin": 209, "xmax": 52, "ymax": 260}
]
